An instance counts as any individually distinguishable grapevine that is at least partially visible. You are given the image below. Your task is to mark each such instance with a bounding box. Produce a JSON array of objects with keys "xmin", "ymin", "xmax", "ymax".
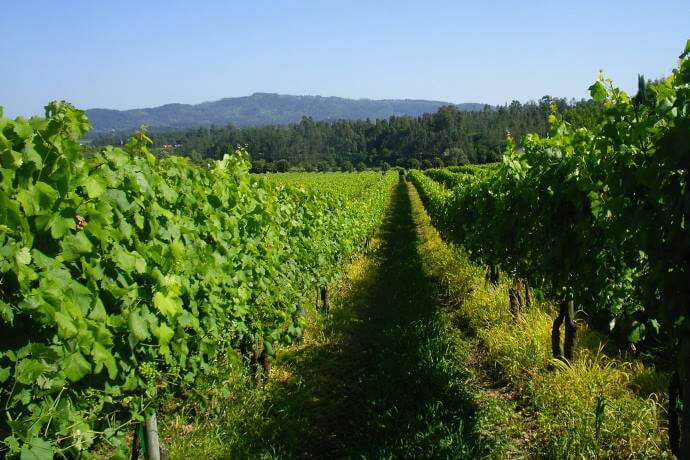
[
  {"xmin": 410, "ymin": 40, "xmax": 690, "ymax": 456},
  {"xmin": 0, "ymin": 103, "xmax": 395, "ymax": 458}
]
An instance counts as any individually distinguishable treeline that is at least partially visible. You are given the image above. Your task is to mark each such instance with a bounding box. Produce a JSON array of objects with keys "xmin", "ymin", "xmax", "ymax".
[{"xmin": 92, "ymin": 97, "xmax": 603, "ymax": 171}]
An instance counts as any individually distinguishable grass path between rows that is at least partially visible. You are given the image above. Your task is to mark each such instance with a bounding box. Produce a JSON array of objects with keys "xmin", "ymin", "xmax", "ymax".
[
  {"xmin": 257, "ymin": 178, "xmax": 500, "ymax": 458},
  {"xmin": 162, "ymin": 178, "xmax": 506, "ymax": 458}
]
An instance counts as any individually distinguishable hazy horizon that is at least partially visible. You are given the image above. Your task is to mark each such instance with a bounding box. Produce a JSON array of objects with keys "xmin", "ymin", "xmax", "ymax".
[
  {"xmin": 84, "ymin": 92, "xmax": 485, "ymax": 112},
  {"xmin": 2, "ymin": 0, "xmax": 689, "ymax": 118}
]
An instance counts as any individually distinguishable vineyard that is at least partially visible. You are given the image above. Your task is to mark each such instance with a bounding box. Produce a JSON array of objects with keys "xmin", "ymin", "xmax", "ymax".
[
  {"xmin": 409, "ymin": 43, "xmax": 690, "ymax": 457},
  {"xmin": 1, "ymin": 42, "xmax": 689, "ymax": 460},
  {"xmin": 0, "ymin": 104, "xmax": 395, "ymax": 459}
]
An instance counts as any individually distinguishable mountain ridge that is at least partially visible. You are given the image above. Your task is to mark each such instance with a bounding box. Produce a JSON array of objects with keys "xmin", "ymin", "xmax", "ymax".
[{"xmin": 85, "ymin": 93, "xmax": 486, "ymax": 134}]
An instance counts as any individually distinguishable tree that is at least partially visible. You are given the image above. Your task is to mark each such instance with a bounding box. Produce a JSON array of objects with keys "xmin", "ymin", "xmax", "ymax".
[
  {"xmin": 316, "ymin": 160, "xmax": 333, "ymax": 172},
  {"xmin": 341, "ymin": 160, "xmax": 354, "ymax": 172},
  {"xmin": 251, "ymin": 159, "xmax": 267, "ymax": 173},
  {"xmin": 407, "ymin": 158, "xmax": 421, "ymax": 169},
  {"xmin": 444, "ymin": 147, "xmax": 469, "ymax": 166},
  {"xmin": 276, "ymin": 159, "xmax": 290, "ymax": 172},
  {"xmin": 188, "ymin": 149, "xmax": 203, "ymax": 164}
]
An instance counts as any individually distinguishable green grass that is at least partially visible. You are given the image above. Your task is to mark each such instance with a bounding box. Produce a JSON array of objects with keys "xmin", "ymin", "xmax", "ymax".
[{"xmin": 155, "ymin": 354, "xmax": 273, "ymax": 458}]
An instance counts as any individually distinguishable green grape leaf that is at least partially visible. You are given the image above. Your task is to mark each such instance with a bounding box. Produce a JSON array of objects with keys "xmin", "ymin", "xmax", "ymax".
[
  {"xmin": 133, "ymin": 212, "xmax": 144, "ymax": 229},
  {"xmin": 47, "ymin": 214, "xmax": 75, "ymax": 239},
  {"xmin": 152, "ymin": 323, "xmax": 174, "ymax": 349},
  {"xmin": 54, "ymin": 311, "xmax": 78, "ymax": 338},
  {"xmin": 129, "ymin": 311, "xmax": 149, "ymax": 341},
  {"xmin": 88, "ymin": 299, "xmax": 107, "ymax": 321},
  {"xmin": 3, "ymin": 435, "xmax": 19, "ymax": 453},
  {"xmin": 62, "ymin": 351, "xmax": 91, "ymax": 382},
  {"xmin": 12, "ymin": 118, "xmax": 34, "ymax": 140},
  {"xmin": 134, "ymin": 254, "xmax": 147, "ymax": 273},
  {"xmin": 21, "ymin": 144, "xmax": 42, "ymax": 169},
  {"xmin": 91, "ymin": 342, "xmax": 117, "ymax": 379},
  {"xmin": 587, "ymin": 191, "xmax": 603, "ymax": 219},
  {"xmin": 84, "ymin": 175, "xmax": 107, "ymax": 198},
  {"xmin": 0, "ymin": 299, "xmax": 13, "ymax": 324},
  {"xmin": 15, "ymin": 247, "xmax": 32, "ymax": 266},
  {"xmin": 0, "ymin": 166, "xmax": 14, "ymax": 189},
  {"xmin": 60, "ymin": 232, "xmax": 93, "ymax": 261},
  {"xmin": 158, "ymin": 181, "xmax": 178, "ymax": 203},
  {"xmin": 111, "ymin": 245, "xmax": 136, "ymax": 273},
  {"xmin": 627, "ymin": 322, "xmax": 645, "ymax": 343},
  {"xmin": 111, "ymin": 245, "xmax": 147, "ymax": 274},
  {"xmin": 0, "ymin": 192, "xmax": 25, "ymax": 229},
  {"xmin": 104, "ymin": 147, "xmax": 129, "ymax": 167},
  {"xmin": 153, "ymin": 292, "xmax": 182, "ymax": 318},
  {"xmin": 177, "ymin": 310, "xmax": 199, "ymax": 330},
  {"xmin": 170, "ymin": 239, "xmax": 184, "ymax": 259},
  {"xmin": 588, "ymin": 80, "xmax": 607, "ymax": 101},
  {"xmin": 15, "ymin": 359, "xmax": 47, "ymax": 384},
  {"xmin": 16, "ymin": 182, "xmax": 58, "ymax": 216},
  {"xmin": 19, "ymin": 437, "xmax": 53, "ymax": 460}
]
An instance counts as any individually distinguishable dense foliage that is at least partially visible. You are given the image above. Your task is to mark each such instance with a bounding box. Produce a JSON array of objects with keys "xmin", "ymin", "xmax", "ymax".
[
  {"xmin": 409, "ymin": 40, "xmax": 690, "ymax": 457},
  {"xmin": 92, "ymin": 98, "xmax": 603, "ymax": 171},
  {"xmin": 423, "ymin": 165, "xmax": 497, "ymax": 189},
  {"xmin": 0, "ymin": 102, "xmax": 395, "ymax": 459}
]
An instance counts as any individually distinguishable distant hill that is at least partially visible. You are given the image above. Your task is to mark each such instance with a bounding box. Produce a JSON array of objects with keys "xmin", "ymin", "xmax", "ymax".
[{"xmin": 85, "ymin": 93, "xmax": 485, "ymax": 134}]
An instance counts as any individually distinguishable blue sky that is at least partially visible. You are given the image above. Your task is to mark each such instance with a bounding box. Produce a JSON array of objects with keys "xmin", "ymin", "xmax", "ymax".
[{"xmin": 2, "ymin": 1, "xmax": 689, "ymax": 118}]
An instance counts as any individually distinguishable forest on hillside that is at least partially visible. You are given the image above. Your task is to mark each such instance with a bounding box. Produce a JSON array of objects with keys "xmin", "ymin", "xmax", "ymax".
[{"xmin": 91, "ymin": 97, "xmax": 603, "ymax": 171}]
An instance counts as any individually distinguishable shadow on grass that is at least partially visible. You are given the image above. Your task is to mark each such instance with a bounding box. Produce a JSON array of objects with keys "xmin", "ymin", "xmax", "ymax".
[{"xmin": 258, "ymin": 180, "xmax": 484, "ymax": 459}]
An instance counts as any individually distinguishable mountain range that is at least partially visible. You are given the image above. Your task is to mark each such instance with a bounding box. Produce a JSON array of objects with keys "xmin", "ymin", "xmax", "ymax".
[{"xmin": 85, "ymin": 93, "xmax": 486, "ymax": 134}]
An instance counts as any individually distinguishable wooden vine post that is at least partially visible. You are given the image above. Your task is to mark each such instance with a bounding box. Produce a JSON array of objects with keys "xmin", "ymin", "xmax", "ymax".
[
  {"xmin": 508, "ymin": 278, "xmax": 527, "ymax": 318},
  {"xmin": 130, "ymin": 422, "xmax": 142, "ymax": 460},
  {"xmin": 130, "ymin": 412, "xmax": 168, "ymax": 460},
  {"xmin": 551, "ymin": 295, "xmax": 576, "ymax": 361},
  {"xmin": 484, "ymin": 265, "xmax": 500, "ymax": 287},
  {"xmin": 674, "ymin": 334, "xmax": 690, "ymax": 459},
  {"xmin": 669, "ymin": 372, "xmax": 681, "ymax": 458},
  {"xmin": 681, "ymin": 367, "xmax": 689, "ymax": 460},
  {"xmin": 144, "ymin": 411, "xmax": 161, "ymax": 460},
  {"xmin": 320, "ymin": 286, "xmax": 329, "ymax": 313},
  {"xmin": 508, "ymin": 286, "xmax": 519, "ymax": 318}
]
